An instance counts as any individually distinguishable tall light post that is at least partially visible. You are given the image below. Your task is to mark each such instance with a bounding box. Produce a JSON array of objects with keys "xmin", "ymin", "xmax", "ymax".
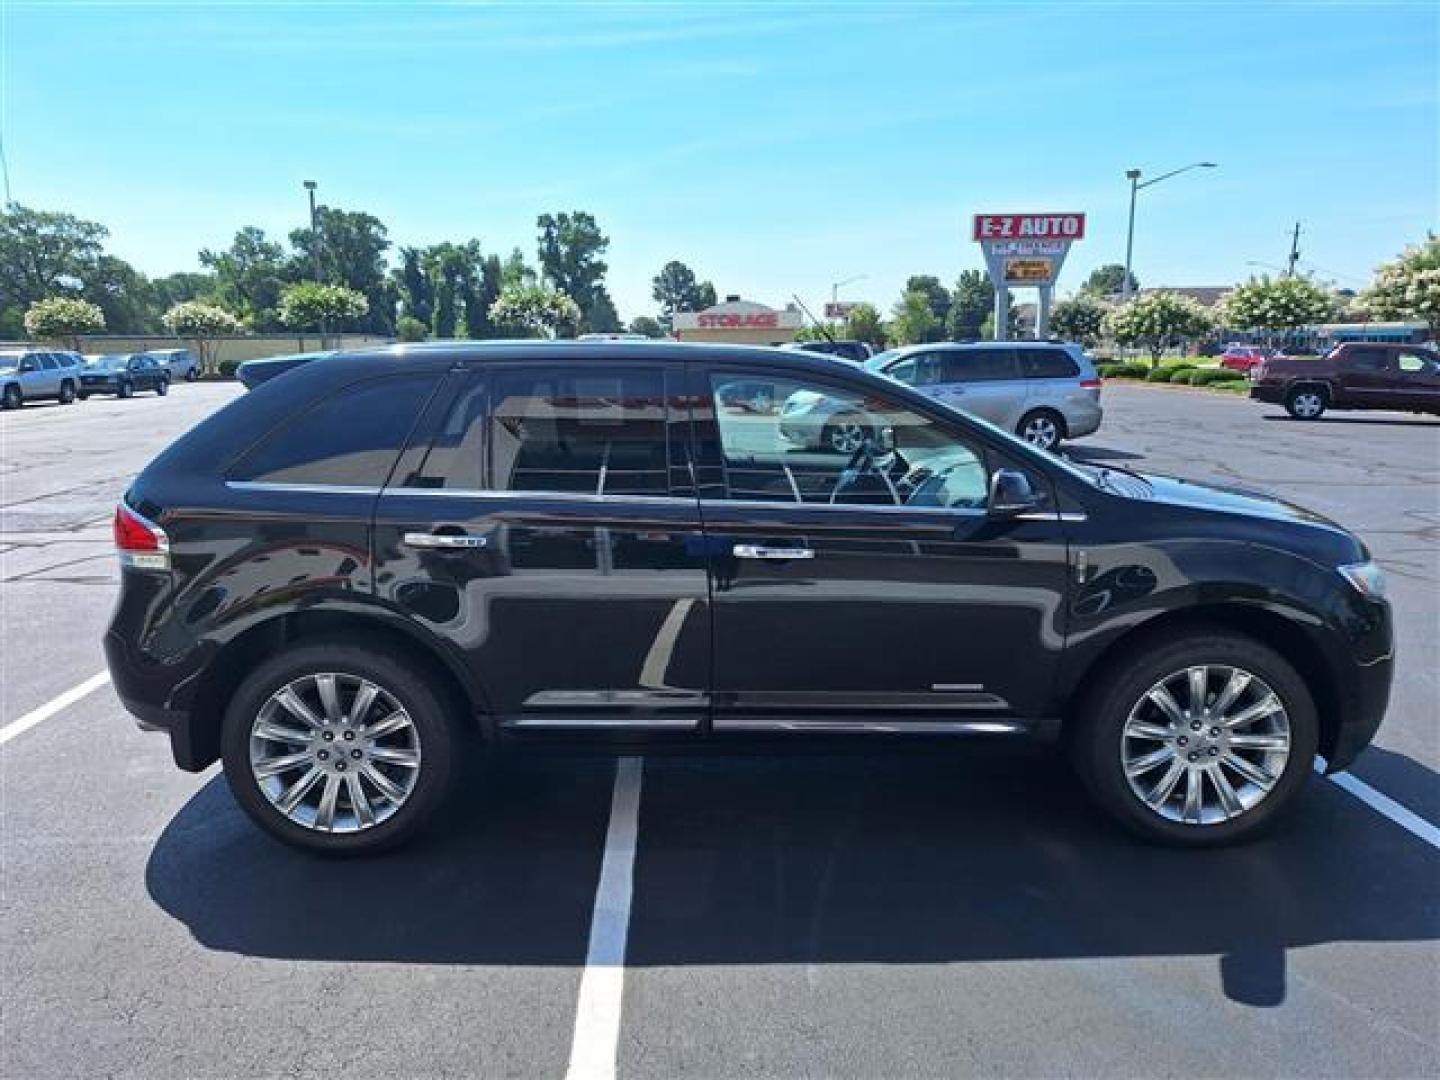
[
  {"xmin": 831, "ymin": 274, "xmax": 867, "ymax": 309},
  {"xmin": 1122, "ymin": 162, "xmax": 1216, "ymax": 302},
  {"xmin": 303, "ymin": 180, "xmax": 325, "ymax": 345}
]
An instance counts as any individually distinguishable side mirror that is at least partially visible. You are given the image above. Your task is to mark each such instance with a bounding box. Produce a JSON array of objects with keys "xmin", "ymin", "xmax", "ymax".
[
  {"xmin": 19, "ymin": 359, "xmax": 35, "ymax": 373},
  {"xmin": 988, "ymin": 468, "xmax": 1044, "ymax": 517}
]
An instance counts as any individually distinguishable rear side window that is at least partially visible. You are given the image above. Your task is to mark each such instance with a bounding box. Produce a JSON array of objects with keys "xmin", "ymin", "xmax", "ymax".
[
  {"xmin": 39, "ymin": 355, "xmax": 58, "ymax": 370},
  {"xmin": 230, "ymin": 374, "xmax": 441, "ymax": 487},
  {"xmin": 490, "ymin": 368, "xmax": 669, "ymax": 495},
  {"xmin": 944, "ymin": 347, "xmax": 1018, "ymax": 382},
  {"xmin": 1346, "ymin": 348, "xmax": 1387, "ymax": 371},
  {"xmin": 1019, "ymin": 348, "xmax": 1080, "ymax": 379}
]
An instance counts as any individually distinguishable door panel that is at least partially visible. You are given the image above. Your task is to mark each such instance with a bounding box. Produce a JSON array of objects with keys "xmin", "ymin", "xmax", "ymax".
[
  {"xmin": 693, "ymin": 365, "xmax": 1070, "ymax": 727},
  {"xmin": 372, "ymin": 365, "xmax": 712, "ymax": 729}
]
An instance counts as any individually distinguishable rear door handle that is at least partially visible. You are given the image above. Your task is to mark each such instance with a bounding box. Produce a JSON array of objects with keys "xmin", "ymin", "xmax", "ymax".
[
  {"xmin": 733, "ymin": 544, "xmax": 814, "ymax": 560},
  {"xmin": 402, "ymin": 531, "xmax": 487, "ymax": 550}
]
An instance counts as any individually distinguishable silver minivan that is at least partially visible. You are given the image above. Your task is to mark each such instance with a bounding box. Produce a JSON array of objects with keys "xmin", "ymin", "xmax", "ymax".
[
  {"xmin": 0, "ymin": 349, "xmax": 84, "ymax": 409},
  {"xmin": 864, "ymin": 342, "xmax": 1103, "ymax": 451}
]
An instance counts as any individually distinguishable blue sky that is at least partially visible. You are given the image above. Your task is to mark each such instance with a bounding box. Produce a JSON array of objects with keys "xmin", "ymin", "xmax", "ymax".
[{"xmin": 4, "ymin": 1, "xmax": 1436, "ymax": 321}]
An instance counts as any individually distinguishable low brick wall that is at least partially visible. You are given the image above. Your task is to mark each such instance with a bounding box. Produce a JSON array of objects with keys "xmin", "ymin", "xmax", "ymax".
[{"xmin": 3, "ymin": 334, "xmax": 392, "ymax": 366}]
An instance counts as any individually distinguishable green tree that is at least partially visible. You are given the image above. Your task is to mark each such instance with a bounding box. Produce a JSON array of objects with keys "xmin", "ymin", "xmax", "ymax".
[
  {"xmin": 1081, "ymin": 263, "xmax": 1138, "ymax": 297},
  {"xmin": 395, "ymin": 315, "xmax": 428, "ymax": 342},
  {"xmin": 842, "ymin": 302, "xmax": 885, "ymax": 347},
  {"xmin": 890, "ymin": 289, "xmax": 940, "ymax": 345},
  {"xmin": 150, "ymin": 271, "xmax": 217, "ymax": 311},
  {"xmin": 501, "ymin": 247, "xmax": 537, "ymax": 289},
  {"xmin": 587, "ymin": 287, "xmax": 621, "ymax": 333},
  {"xmin": 162, "ymin": 301, "xmax": 240, "ymax": 376},
  {"xmin": 1362, "ymin": 236, "xmax": 1440, "ymax": 336},
  {"xmin": 422, "ymin": 241, "xmax": 487, "ymax": 339},
  {"xmin": 1220, "ymin": 276, "xmax": 1335, "ymax": 345},
  {"xmin": 628, "ymin": 315, "xmax": 665, "ymax": 338},
  {"xmin": 0, "ymin": 204, "xmax": 107, "ymax": 309},
  {"xmin": 1050, "ymin": 294, "xmax": 1109, "ymax": 347},
  {"xmin": 651, "ymin": 260, "xmax": 717, "ymax": 322},
  {"xmin": 200, "ymin": 226, "xmax": 290, "ymax": 329},
  {"xmin": 904, "ymin": 275, "xmax": 950, "ymax": 340},
  {"xmin": 24, "ymin": 297, "xmax": 105, "ymax": 350},
  {"xmin": 278, "ymin": 282, "xmax": 369, "ymax": 341},
  {"xmin": 289, "ymin": 206, "xmax": 394, "ymax": 334},
  {"xmin": 489, "ymin": 284, "xmax": 582, "ymax": 339},
  {"xmin": 1104, "ymin": 292, "xmax": 1214, "ymax": 365},
  {"xmin": 393, "ymin": 246, "xmax": 433, "ymax": 325},
  {"xmin": 82, "ymin": 255, "xmax": 155, "ymax": 334},
  {"xmin": 536, "ymin": 211, "xmax": 610, "ymax": 331},
  {"xmin": 947, "ymin": 269, "xmax": 993, "ymax": 340}
]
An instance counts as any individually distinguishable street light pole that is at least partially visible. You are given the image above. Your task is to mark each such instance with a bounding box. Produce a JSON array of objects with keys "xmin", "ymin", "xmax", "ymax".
[
  {"xmin": 830, "ymin": 274, "xmax": 867, "ymax": 311},
  {"xmin": 303, "ymin": 180, "xmax": 326, "ymax": 346},
  {"xmin": 1121, "ymin": 161, "xmax": 1216, "ymax": 304}
]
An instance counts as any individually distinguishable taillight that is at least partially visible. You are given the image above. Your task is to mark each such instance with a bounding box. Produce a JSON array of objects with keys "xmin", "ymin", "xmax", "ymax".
[
  {"xmin": 113, "ymin": 503, "xmax": 170, "ymax": 571},
  {"xmin": 1080, "ymin": 378, "xmax": 1102, "ymax": 390}
]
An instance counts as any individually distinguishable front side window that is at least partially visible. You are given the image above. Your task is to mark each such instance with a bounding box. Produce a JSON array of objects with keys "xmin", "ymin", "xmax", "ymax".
[
  {"xmin": 1396, "ymin": 350, "xmax": 1436, "ymax": 374},
  {"xmin": 230, "ymin": 374, "xmax": 441, "ymax": 487},
  {"xmin": 705, "ymin": 371, "xmax": 987, "ymax": 509},
  {"xmin": 490, "ymin": 368, "xmax": 669, "ymax": 496},
  {"xmin": 39, "ymin": 354, "xmax": 58, "ymax": 370},
  {"xmin": 944, "ymin": 347, "xmax": 1018, "ymax": 383}
]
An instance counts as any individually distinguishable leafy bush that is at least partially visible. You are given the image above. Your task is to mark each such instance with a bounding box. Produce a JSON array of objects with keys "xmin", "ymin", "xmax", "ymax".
[
  {"xmin": 279, "ymin": 282, "xmax": 369, "ymax": 331},
  {"xmin": 217, "ymin": 359, "xmax": 242, "ymax": 378},
  {"xmin": 1163, "ymin": 364, "xmax": 1197, "ymax": 382},
  {"xmin": 1190, "ymin": 367, "xmax": 1244, "ymax": 386},
  {"xmin": 24, "ymin": 296, "xmax": 105, "ymax": 349},
  {"xmin": 1098, "ymin": 361, "xmax": 1148, "ymax": 378},
  {"xmin": 395, "ymin": 315, "xmax": 428, "ymax": 342},
  {"xmin": 1145, "ymin": 367, "xmax": 1175, "ymax": 382}
]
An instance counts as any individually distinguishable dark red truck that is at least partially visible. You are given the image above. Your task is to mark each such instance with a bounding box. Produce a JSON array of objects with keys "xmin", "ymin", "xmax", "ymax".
[{"xmin": 1249, "ymin": 342, "xmax": 1440, "ymax": 419}]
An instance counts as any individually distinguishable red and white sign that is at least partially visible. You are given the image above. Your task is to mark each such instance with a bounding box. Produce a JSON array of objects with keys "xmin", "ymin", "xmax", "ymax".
[
  {"xmin": 697, "ymin": 310, "xmax": 779, "ymax": 329},
  {"xmin": 972, "ymin": 213, "xmax": 1086, "ymax": 242}
]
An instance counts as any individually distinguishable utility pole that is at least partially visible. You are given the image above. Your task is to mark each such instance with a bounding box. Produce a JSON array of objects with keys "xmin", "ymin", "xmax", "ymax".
[{"xmin": 1286, "ymin": 221, "xmax": 1302, "ymax": 278}]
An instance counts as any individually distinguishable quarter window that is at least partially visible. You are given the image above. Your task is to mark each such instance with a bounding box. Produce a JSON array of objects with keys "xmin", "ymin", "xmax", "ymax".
[
  {"xmin": 1346, "ymin": 348, "xmax": 1386, "ymax": 371},
  {"xmin": 705, "ymin": 372, "xmax": 987, "ymax": 508},
  {"xmin": 1019, "ymin": 348, "xmax": 1080, "ymax": 379},
  {"xmin": 230, "ymin": 374, "xmax": 441, "ymax": 487},
  {"xmin": 944, "ymin": 347, "xmax": 1019, "ymax": 382},
  {"xmin": 489, "ymin": 369, "xmax": 669, "ymax": 496}
]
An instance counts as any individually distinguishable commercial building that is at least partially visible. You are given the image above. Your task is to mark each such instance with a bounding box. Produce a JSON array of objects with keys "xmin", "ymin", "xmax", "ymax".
[{"xmin": 671, "ymin": 297, "xmax": 803, "ymax": 345}]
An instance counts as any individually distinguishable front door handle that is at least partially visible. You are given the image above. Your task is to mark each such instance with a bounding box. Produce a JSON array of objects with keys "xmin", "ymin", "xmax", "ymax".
[
  {"xmin": 733, "ymin": 544, "xmax": 814, "ymax": 560},
  {"xmin": 402, "ymin": 531, "xmax": 487, "ymax": 550}
]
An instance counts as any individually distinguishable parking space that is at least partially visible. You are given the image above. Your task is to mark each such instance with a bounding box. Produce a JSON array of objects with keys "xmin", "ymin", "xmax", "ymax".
[{"xmin": 2, "ymin": 379, "xmax": 1437, "ymax": 1078}]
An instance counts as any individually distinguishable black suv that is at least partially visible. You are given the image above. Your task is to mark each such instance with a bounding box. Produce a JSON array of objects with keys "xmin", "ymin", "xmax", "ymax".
[{"xmin": 106, "ymin": 343, "xmax": 1393, "ymax": 854}]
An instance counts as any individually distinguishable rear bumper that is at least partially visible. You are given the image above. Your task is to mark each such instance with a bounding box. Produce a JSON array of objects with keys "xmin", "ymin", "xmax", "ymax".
[
  {"xmin": 1063, "ymin": 400, "xmax": 1103, "ymax": 439},
  {"xmin": 104, "ymin": 626, "xmax": 217, "ymax": 772}
]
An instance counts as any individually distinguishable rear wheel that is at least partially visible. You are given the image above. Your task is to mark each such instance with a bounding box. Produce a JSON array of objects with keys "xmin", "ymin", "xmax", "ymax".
[
  {"xmin": 156, "ymin": 378, "xmax": 169, "ymax": 396},
  {"xmin": 221, "ymin": 641, "xmax": 462, "ymax": 855},
  {"xmin": 58, "ymin": 380, "xmax": 76, "ymax": 404},
  {"xmin": 77, "ymin": 391, "xmax": 90, "ymax": 401},
  {"xmin": 1069, "ymin": 629, "xmax": 1317, "ymax": 846},
  {"xmin": 2, "ymin": 383, "xmax": 22, "ymax": 409},
  {"xmin": 117, "ymin": 380, "xmax": 134, "ymax": 399},
  {"xmin": 185, "ymin": 367, "xmax": 199, "ymax": 382},
  {"xmin": 1017, "ymin": 408, "xmax": 1065, "ymax": 451},
  {"xmin": 1285, "ymin": 385, "xmax": 1327, "ymax": 420}
]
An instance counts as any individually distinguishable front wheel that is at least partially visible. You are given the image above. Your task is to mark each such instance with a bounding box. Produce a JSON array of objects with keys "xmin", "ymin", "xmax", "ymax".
[
  {"xmin": 1, "ymin": 384, "xmax": 21, "ymax": 410},
  {"xmin": 156, "ymin": 378, "xmax": 169, "ymax": 396},
  {"xmin": 58, "ymin": 381, "xmax": 76, "ymax": 404},
  {"xmin": 117, "ymin": 380, "xmax": 134, "ymax": 399},
  {"xmin": 1069, "ymin": 629, "xmax": 1317, "ymax": 846},
  {"xmin": 1017, "ymin": 408, "xmax": 1065, "ymax": 452},
  {"xmin": 1285, "ymin": 385, "xmax": 1327, "ymax": 420},
  {"xmin": 221, "ymin": 642, "xmax": 462, "ymax": 855},
  {"xmin": 822, "ymin": 413, "xmax": 871, "ymax": 455}
]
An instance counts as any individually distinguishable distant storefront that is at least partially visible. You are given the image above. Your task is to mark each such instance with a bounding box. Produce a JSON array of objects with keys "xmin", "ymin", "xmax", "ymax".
[{"xmin": 672, "ymin": 297, "xmax": 803, "ymax": 344}]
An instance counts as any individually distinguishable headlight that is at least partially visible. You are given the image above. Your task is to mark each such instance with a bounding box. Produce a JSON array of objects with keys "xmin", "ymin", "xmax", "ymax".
[{"xmin": 1338, "ymin": 560, "xmax": 1387, "ymax": 599}]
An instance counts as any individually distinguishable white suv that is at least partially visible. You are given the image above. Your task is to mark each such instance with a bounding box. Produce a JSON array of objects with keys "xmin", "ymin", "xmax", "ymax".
[{"xmin": 0, "ymin": 349, "xmax": 84, "ymax": 409}]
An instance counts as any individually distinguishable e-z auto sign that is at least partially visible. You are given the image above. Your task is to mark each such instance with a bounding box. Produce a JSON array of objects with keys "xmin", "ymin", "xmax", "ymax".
[{"xmin": 972, "ymin": 213, "xmax": 1086, "ymax": 241}]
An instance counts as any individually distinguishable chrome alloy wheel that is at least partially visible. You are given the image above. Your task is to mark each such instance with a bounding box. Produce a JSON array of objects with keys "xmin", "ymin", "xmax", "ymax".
[
  {"xmin": 827, "ymin": 419, "xmax": 868, "ymax": 454},
  {"xmin": 1290, "ymin": 391, "xmax": 1324, "ymax": 418},
  {"xmin": 249, "ymin": 673, "xmax": 421, "ymax": 833},
  {"xmin": 1121, "ymin": 665, "xmax": 1291, "ymax": 826},
  {"xmin": 1021, "ymin": 414, "xmax": 1061, "ymax": 450}
]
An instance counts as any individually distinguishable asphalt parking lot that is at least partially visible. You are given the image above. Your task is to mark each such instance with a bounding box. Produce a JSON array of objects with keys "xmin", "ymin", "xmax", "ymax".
[{"xmin": 2, "ymin": 379, "xmax": 1437, "ymax": 1079}]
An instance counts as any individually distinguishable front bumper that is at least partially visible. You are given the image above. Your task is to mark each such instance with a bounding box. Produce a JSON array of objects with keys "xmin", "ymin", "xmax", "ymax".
[
  {"xmin": 1249, "ymin": 383, "xmax": 1285, "ymax": 405},
  {"xmin": 1320, "ymin": 596, "xmax": 1394, "ymax": 772}
]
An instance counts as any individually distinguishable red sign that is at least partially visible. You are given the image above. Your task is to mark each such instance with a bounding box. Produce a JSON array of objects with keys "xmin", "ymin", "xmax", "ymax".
[
  {"xmin": 697, "ymin": 311, "xmax": 779, "ymax": 329},
  {"xmin": 972, "ymin": 213, "xmax": 1086, "ymax": 242}
]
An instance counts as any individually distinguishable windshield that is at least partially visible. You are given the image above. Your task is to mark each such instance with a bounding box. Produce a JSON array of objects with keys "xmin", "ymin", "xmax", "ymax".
[{"xmin": 88, "ymin": 356, "xmax": 130, "ymax": 370}]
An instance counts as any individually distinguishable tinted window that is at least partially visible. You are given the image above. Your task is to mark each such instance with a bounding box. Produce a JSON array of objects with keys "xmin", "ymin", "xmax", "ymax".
[
  {"xmin": 706, "ymin": 371, "xmax": 987, "ymax": 508},
  {"xmin": 943, "ymin": 347, "xmax": 1018, "ymax": 382},
  {"xmin": 490, "ymin": 368, "xmax": 669, "ymax": 496},
  {"xmin": 39, "ymin": 355, "xmax": 58, "ymax": 371},
  {"xmin": 231, "ymin": 374, "xmax": 441, "ymax": 486},
  {"xmin": 884, "ymin": 352, "xmax": 943, "ymax": 387},
  {"xmin": 1019, "ymin": 348, "xmax": 1080, "ymax": 379},
  {"xmin": 401, "ymin": 378, "xmax": 488, "ymax": 491},
  {"xmin": 1346, "ymin": 348, "xmax": 1387, "ymax": 371},
  {"xmin": 1396, "ymin": 350, "xmax": 1436, "ymax": 374}
]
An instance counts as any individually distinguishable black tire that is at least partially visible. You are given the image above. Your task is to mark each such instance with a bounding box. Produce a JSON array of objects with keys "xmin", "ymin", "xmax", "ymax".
[
  {"xmin": 1068, "ymin": 628, "xmax": 1318, "ymax": 846},
  {"xmin": 76, "ymin": 391, "xmax": 90, "ymax": 401},
  {"xmin": 117, "ymin": 380, "xmax": 134, "ymax": 399},
  {"xmin": 1284, "ymin": 384, "xmax": 1327, "ymax": 420},
  {"xmin": 156, "ymin": 378, "xmax": 169, "ymax": 396},
  {"xmin": 221, "ymin": 640, "xmax": 463, "ymax": 855},
  {"xmin": 1017, "ymin": 408, "xmax": 1066, "ymax": 451},
  {"xmin": 2, "ymin": 384, "xmax": 21, "ymax": 410},
  {"xmin": 821, "ymin": 412, "xmax": 872, "ymax": 455},
  {"xmin": 58, "ymin": 380, "xmax": 76, "ymax": 404},
  {"xmin": 185, "ymin": 368, "xmax": 199, "ymax": 382}
]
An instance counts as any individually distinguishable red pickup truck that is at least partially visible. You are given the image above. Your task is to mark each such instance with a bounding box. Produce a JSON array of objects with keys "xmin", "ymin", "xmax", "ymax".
[{"xmin": 1249, "ymin": 342, "xmax": 1440, "ymax": 419}]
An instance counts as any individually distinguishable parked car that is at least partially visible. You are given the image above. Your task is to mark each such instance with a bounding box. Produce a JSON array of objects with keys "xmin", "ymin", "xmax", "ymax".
[
  {"xmin": 107, "ymin": 342, "xmax": 1392, "ymax": 854},
  {"xmin": 145, "ymin": 348, "xmax": 199, "ymax": 382},
  {"xmin": 0, "ymin": 349, "xmax": 83, "ymax": 408},
  {"xmin": 863, "ymin": 341, "xmax": 1102, "ymax": 451},
  {"xmin": 236, "ymin": 351, "xmax": 336, "ymax": 390},
  {"xmin": 781, "ymin": 339, "xmax": 874, "ymax": 364},
  {"xmin": 1219, "ymin": 345, "xmax": 1270, "ymax": 373},
  {"xmin": 1249, "ymin": 342, "xmax": 1440, "ymax": 419},
  {"xmin": 79, "ymin": 354, "xmax": 170, "ymax": 399}
]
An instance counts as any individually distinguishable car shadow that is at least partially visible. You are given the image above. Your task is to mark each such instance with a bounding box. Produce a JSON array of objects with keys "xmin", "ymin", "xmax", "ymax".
[
  {"xmin": 146, "ymin": 744, "xmax": 1439, "ymax": 1009},
  {"xmin": 1260, "ymin": 415, "xmax": 1440, "ymax": 428}
]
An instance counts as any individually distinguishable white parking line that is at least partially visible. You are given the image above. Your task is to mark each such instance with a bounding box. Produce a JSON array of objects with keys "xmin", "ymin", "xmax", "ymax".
[
  {"xmin": 0, "ymin": 671, "xmax": 111, "ymax": 747},
  {"xmin": 1325, "ymin": 767, "xmax": 1440, "ymax": 849},
  {"xmin": 565, "ymin": 755, "xmax": 643, "ymax": 1080}
]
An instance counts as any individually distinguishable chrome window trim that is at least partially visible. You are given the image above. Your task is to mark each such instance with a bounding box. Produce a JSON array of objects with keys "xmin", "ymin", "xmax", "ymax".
[{"xmin": 226, "ymin": 480, "xmax": 383, "ymax": 496}]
